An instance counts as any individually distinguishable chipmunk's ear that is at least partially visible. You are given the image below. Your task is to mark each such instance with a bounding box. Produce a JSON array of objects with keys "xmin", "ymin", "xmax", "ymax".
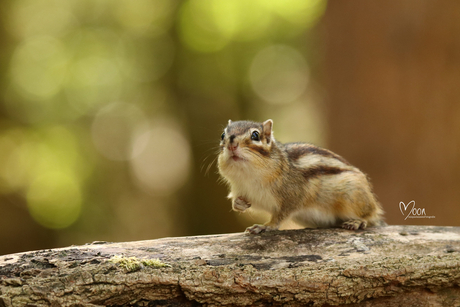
[
  {"xmin": 262, "ymin": 119, "xmax": 273, "ymax": 138},
  {"xmin": 228, "ymin": 119, "xmax": 232, "ymax": 126}
]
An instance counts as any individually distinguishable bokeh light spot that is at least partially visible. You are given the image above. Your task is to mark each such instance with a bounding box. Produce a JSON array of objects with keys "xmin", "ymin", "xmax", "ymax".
[
  {"xmin": 131, "ymin": 120, "xmax": 191, "ymax": 194},
  {"xmin": 262, "ymin": 0, "xmax": 327, "ymax": 28},
  {"xmin": 92, "ymin": 102, "xmax": 149, "ymax": 161},
  {"xmin": 0, "ymin": 126, "xmax": 90, "ymax": 197},
  {"xmin": 210, "ymin": 0, "xmax": 271, "ymax": 41},
  {"xmin": 249, "ymin": 45, "xmax": 309, "ymax": 104},
  {"xmin": 63, "ymin": 28, "xmax": 124, "ymax": 115},
  {"xmin": 179, "ymin": 0, "xmax": 230, "ymax": 53},
  {"xmin": 113, "ymin": 0, "xmax": 174, "ymax": 35},
  {"xmin": 27, "ymin": 172, "xmax": 82, "ymax": 229},
  {"xmin": 178, "ymin": 0, "xmax": 326, "ymax": 53},
  {"xmin": 66, "ymin": 55, "xmax": 123, "ymax": 115},
  {"xmin": 10, "ymin": 36, "xmax": 68, "ymax": 100},
  {"xmin": 7, "ymin": 0, "xmax": 77, "ymax": 39}
]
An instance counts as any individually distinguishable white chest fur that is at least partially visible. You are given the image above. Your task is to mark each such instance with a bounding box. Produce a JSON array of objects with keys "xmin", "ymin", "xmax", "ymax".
[{"xmin": 222, "ymin": 162, "xmax": 279, "ymax": 214}]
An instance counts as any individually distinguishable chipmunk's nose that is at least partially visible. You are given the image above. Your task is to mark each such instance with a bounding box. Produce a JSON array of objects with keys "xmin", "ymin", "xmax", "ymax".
[
  {"xmin": 228, "ymin": 143, "xmax": 238, "ymax": 151},
  {"xmin": 228, "ymin": 135, "xmax": 238, "ymax": 151}
]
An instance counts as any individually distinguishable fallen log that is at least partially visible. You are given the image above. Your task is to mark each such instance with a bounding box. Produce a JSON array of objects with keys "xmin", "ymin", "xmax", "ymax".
[{"xmin": 1, "ymin": 225, "xmax": 459, "ymax": 306}]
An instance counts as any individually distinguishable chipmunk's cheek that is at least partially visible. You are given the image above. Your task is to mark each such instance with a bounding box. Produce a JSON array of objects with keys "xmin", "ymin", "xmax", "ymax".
[{"xmin": 222, "ymin": 149, "xmax": 232, "ymax": 160}]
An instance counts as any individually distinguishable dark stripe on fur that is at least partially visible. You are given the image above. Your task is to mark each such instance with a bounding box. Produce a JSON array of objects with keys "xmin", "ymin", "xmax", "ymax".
[
  {"xmin": 247, "ymin": 144, "xmax": 270, "ymax": 157},
  {"xmin": 286, "ymin": 143, "xmax": 351, "ymax": 166},
  {"xmin": 301, "ymin": 166, "xmax": 348, "ymax": 180}
]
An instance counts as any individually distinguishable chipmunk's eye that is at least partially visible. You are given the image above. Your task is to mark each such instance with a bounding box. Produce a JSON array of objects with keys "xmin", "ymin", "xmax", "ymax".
[
  {"xmin": 221, "ymin": 132, "xmax": 225, "ymax": 140},
  {"xmin": 251, "ymin": 131, "xmax": 260, "ymax": 141}
]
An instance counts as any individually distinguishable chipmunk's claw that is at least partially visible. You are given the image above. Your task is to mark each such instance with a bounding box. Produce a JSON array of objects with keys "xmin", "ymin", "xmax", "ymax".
[{"xmin": 342, "ymin": 219, "xmax": 367, "ymax": 230}]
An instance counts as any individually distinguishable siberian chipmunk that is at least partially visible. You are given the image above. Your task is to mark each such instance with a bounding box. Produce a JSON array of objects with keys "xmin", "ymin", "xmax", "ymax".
[{"xmin": 218, "ymin": 119, "xmax": 384, "ymax": 234}]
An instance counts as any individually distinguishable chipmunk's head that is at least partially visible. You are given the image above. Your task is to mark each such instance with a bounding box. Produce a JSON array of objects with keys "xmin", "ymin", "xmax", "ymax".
[{"xmin": 217, "ymin": 119, "xmax": 275, "ymax": 173}]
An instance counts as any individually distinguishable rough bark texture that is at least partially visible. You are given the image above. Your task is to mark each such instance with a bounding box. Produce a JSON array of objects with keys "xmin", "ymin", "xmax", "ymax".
[{"xmin": 0, "ymin": 226, "xmax": 459, "ymax": 306}]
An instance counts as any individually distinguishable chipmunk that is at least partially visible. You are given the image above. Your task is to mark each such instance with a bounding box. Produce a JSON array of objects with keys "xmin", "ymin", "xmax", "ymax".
[{"xmin": 217, "ymin": 119, "xmax": 384, "ymax": 234}]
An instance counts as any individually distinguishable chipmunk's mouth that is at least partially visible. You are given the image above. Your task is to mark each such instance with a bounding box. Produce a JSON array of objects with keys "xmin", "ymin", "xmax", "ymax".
[
  {"xmin": 229, "ymin": 152, "xmax": 244, "ymax": 162},
  {"xmin": 231, "ymin": 155, "xmax": 242, "ymax": 161}
]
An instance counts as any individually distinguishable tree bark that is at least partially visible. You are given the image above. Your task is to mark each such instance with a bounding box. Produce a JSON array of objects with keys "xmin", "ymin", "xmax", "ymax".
[{"xmin": 1, "ymin": 226, "xmax": 459, "ymax": 306}]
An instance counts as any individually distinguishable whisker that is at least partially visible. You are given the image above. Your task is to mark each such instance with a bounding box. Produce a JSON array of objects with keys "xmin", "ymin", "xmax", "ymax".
[
  {"xmin": 205, "ymin": 155, "xmax": 218, "ymax": 176},
  {"xmin": 245, "ymin": 149, "xmax": 264, "ymax": 164},
  {"xmin": 200, "ymin": 154, "xmax": 211, "ymax": 173},
  {"xmin": 217, "ymin": 176, "xmax": 227, "ymax": 185},
  {"xmin": 200, "ymin": 148, "xmax": 221, "ymax": 176}
]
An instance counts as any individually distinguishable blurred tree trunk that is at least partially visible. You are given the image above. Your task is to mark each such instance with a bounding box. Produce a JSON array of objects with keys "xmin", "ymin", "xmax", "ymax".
[
  {"xmin": 172, "ymin": 53, "xmax": 243, "ymax": 236},
  {"xmin": 323, "ymin": 0, "xmax": 460, "ymax": 226}
]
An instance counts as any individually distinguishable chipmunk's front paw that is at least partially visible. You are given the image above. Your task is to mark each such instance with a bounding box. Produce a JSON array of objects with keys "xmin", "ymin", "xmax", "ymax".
[
  {"xmin": 245, "ymin": 224, "xmax": 278, "ymax": 234},
  {"xmin": 342, "ymin": 219, "xmax": 367, "ymax": 230},
  {"xmin": 233, "ymin": 197, "xmax": 251, "ymax": 212},
  {"xmin": 245, "ymin": 224, "xmax": 267, "ymax": 234}
]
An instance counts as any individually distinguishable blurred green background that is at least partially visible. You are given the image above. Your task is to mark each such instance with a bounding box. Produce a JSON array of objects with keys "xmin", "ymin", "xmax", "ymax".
[{"xmin": 1, "ymin": 0, "xmax": 459, "ymax": 255}]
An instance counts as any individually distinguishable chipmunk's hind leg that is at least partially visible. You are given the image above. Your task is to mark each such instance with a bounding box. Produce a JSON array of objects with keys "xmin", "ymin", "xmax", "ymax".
[{"xmin": 342, "ymin": 219, "xmax": 367, "ymax": 230}]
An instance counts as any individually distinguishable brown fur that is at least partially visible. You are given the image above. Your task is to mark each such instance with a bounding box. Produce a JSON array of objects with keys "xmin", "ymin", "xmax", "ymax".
[
  {"xmin": 301, "ymin": 166, "xmax": 349, "ymax": 180},
  {"xmin": 285, "ymin": 142, "xmax": 351, "ymax": 165}
]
